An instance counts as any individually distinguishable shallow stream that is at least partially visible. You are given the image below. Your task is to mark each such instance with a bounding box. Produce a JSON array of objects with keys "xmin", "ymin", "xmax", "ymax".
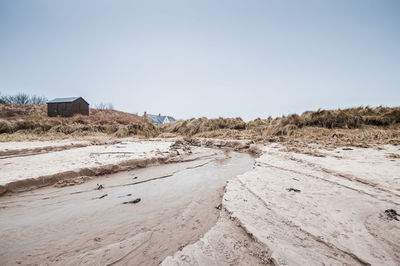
[{"xmin": 0, "ymin": 150, "xmax": 255, "ymax": 265}]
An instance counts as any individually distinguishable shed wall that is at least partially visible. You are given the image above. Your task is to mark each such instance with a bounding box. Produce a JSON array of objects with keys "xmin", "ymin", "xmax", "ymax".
[{"xmin": 47, "ymin": 98, "xmax": 89, "ymax": 117}]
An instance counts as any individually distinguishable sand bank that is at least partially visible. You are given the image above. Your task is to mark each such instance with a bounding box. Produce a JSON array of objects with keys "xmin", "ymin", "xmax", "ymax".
[
  {"xmin": 163, "ymin": 144, "xmax": 400, "ymax": 265},
  {"xmin": 0, "ymin": 140, "xmax": 92, "ymax": 158},
  {"xmin": 0, "ymin": 140, "xmax": 188, "ymax": 195}
]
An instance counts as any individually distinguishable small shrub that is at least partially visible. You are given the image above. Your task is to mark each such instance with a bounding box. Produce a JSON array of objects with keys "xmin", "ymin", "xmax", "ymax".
[
  {"xmin": 14, "ymin": 120, "xmax": 37, "ymax": 131},
  {"xmin": 115, "ymin": 127, "xmax": 129, "ymax": 137},
  {"xmin": 0, "ymin": 120, "xmax": 12, "ymax": 133},
  {"xmin": 50, "ymin": 125, "xmax": 76, "ymax": 134}
]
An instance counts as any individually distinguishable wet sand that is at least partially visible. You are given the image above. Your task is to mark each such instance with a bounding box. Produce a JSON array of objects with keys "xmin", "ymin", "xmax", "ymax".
[
  {"xmin": 0, "ymin": 151, "xmax": 255, "ymax": 265},
  {"xmin": 164, "ymin": 144, "xmax": 400, "ymax": 265}
]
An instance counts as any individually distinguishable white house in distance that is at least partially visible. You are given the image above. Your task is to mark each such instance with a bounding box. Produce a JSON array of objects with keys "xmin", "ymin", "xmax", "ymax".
[{"xmin": 145, "ymin": 112, "xmax": 176, "ymax": 125}]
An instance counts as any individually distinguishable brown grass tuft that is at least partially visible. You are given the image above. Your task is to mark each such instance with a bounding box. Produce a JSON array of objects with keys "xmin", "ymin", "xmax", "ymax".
[{"xmin": 387, "ymin": 153, "xmax": 400, "ymax": 159}]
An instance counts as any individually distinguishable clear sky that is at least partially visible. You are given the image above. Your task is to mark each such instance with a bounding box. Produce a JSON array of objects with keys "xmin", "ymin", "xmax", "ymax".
[{"xmin": 1, "ymin": 0, "xmax": 399, "ymax": 120}]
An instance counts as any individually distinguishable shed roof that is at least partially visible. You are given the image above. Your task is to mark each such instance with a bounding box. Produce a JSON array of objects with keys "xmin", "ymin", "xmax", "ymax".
[
  {"xmin": 147, "ymin": 114, "xmax": 164, "ymax": 124},
  {"xmin": 147, "ymin": 114, "xmax": 176, "ymax": 124},
  {"xmin": 47, "ymin": 97, "xmax": 79, "ymax": 103},
  {"xmin": 47, "ymin": 97, "xmax": 88, "ymax": 104}
]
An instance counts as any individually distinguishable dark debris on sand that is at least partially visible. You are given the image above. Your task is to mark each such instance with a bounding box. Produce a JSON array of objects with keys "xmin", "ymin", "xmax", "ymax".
[{"xmin": 123, "ymin": 198, "xmax": 141, "ymax": 204}]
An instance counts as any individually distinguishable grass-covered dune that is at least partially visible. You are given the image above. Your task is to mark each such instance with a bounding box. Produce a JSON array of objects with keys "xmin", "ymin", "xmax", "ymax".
[
  {"xmin": 160, "ymin": 106, "xmax": 400, "ymax": 147},
  {"xmin": 1, "ymin": 104, "xmax": 399, "ymax": 147},
  {"xmin": 0, "ymin": 104, "xmax": 158, "ymax": 141}
]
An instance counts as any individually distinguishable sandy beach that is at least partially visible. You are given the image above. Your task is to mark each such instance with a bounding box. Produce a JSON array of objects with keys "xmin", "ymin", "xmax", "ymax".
[
  {"xmin": 0, "ymin": 142, "xmax": 254, "ymax": 265},
  {"xmin": 163, "ymin": 142, "xmax": 400, "ymax": 265},
  {"xmin": 0, "ymin": 139, "xmax": 185, "ymax": 194},
  {"xmin": 0, "ymin": 138, "xmax": 399, "ymax": 265}
]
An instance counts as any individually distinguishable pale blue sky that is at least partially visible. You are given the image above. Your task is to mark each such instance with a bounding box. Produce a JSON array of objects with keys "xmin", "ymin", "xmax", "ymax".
[{"xmin": 1, "ymin": 0, "xmax": 399, "ymax": 120}]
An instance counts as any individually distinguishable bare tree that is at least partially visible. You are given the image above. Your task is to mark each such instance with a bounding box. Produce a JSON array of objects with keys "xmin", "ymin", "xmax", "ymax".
[
  {"xmin": 11, "ymin": 93, "xmax": 30, "ymax": 104},
  {"xmin": 95, "ymin": 103, "xmax": 107, "ymax": 109},
  {"xmin": 29, "ymin": 95, "xmax": 48, "ymax": 104},
  {"xmin": 0, "ymin": 92, "xmax": 48, "ymax": 104},
  {"xmin": 0, "ymin": 93, "xmax": 12, "ymax": 103},
  {"xmin": 0, "ymin": 93, "xmax": 6, "ymax": 104},
  {"xmin": 106, "ymin": 103, "xmax": 114, "ymax": 110},
  {"xmin": 95, "ymin": 102, "xmax": 114, "ymax": 110}
]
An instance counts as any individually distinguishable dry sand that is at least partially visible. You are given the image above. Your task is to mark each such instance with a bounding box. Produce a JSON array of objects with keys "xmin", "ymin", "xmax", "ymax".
[
  {"xmin": 163, "ymin": 143, "xmax": 400, "ymax": 265},
  {"xmin": 0, "ymin": 140, "xmax": 91, "ymax": 152},
  {"xmin": 0, "ymin": 140, "xmax": 181, "ymax": 194},
  {"xmin": 0, "ymin": 139, "xmax": 92, "ymax": 158}
]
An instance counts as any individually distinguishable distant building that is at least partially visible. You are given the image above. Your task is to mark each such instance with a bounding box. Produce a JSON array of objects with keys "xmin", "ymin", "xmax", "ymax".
[
  {"xmin": 145, "ymin": 112, "xmax": 176, "ymax": 125},
  {"xmin": 47, "ymin": 97, "xmax": 89, "ymax": 117}
]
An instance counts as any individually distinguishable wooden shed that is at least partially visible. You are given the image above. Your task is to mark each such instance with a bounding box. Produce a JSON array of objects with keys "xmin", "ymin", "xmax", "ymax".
[{"xmin": 47, "ymin": 97, "xmax": 89, "ymax": 117}]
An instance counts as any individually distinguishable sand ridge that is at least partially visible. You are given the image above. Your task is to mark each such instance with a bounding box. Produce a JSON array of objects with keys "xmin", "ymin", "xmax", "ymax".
[
  {"xmin": 0, "ymin": 139, "xmax": 185, "ymax": 195},
  {"xmin": 163, "ymin": 143, "xmax": 400, "ymax": 265}
]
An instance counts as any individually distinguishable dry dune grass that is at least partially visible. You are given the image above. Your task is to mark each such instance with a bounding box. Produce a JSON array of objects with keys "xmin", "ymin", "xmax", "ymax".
[
  {"xmin": 0, "ymin": 104, "xmax": 158, "ymax": 141},
  {"xmin": 1, "ymin": 104, "xmax": 399, "ymax": 146},
  {"xmin": 0, "ymin": 103, "xmax": 46, "ymax": 118},
  {"xmin": 161, "ymin": 107, "xmax": 400, "ymax": 147},
  {"xmin": 246, "ymin": 106, "xmax": 400, "ymax": 133},
  {"xmin": 161, "ymin": 117, "xmax": 246, "ymax": 136}
]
